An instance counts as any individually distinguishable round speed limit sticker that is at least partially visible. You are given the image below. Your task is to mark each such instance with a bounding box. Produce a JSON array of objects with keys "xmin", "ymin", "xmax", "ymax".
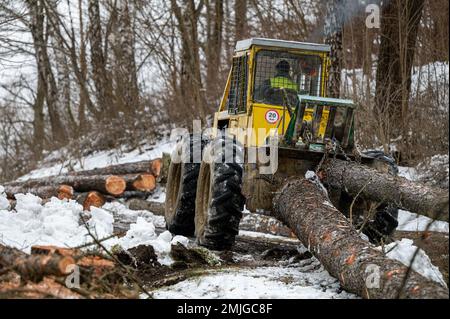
[{"xmin": 265, "ymin": 109, "xmax": 280, "ymax": 124}]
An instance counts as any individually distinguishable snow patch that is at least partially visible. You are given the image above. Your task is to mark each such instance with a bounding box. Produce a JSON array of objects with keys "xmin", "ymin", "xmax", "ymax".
[
  {"xmin": 380, "ymin": 239, "xmax": 447, "ymax": 287},
  {"xmin": 0, "ymin": 191, "xmax": 186, "ymax": 266},
  {"xmin": 397, "ymin": 210, "xmax": 448, "ymax": 233},
  {"xmin": 152, "ymin": 266, "xmax": 358, "ymax": 299}
]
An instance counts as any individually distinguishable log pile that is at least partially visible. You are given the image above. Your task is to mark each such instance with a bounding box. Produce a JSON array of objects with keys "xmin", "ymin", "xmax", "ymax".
[
  {"xmin": 3, "ymin": 158, "xmax": 163, "ymax": 211},
  {"xmin": 0, "ymin": 244, "xmax": 129, "ymax": 299}
]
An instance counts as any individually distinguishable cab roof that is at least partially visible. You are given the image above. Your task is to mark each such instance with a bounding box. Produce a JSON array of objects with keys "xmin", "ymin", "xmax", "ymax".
[{"xmin": 235, "ymin": 38, "xmax": 331, "ymax": 53}]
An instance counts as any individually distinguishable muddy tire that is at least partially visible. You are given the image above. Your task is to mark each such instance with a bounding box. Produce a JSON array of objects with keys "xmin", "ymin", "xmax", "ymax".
[
  {"xmin": 195, "ymin": 136, "xmax": 245, "ymax": 250},
  {"xmin": 165, "ymin": 134, "xmax": 208, "ymax": 236}
]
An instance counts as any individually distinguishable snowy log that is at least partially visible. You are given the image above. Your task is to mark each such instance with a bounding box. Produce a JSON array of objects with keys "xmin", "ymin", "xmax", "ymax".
[
  {"xmin": 4, "ymin": 184, "xmax": 73, "ymax": 200},
  {"xmin": 67, "ymin": 159, "xmax": 162, "ymax": 178},
  {"xmin": 0, "ymin": 245, "xmax": 75, "ymax": 283},
  {"xmin": 321, "ymin": 159, "xmax": 449, "ymax": 221},
  {"xmin": 272, "ymin": 178, "xmax": 449, "ymax": 299},
  {"xmin": 4, "ymin": 175, "xmax": 127, "ymax": 197}
]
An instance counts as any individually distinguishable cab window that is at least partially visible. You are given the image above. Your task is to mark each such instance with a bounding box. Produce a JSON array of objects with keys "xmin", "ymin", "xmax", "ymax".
[{"xmin": 253, "ymin": 50, "xmax": 322, "ymax": 106}]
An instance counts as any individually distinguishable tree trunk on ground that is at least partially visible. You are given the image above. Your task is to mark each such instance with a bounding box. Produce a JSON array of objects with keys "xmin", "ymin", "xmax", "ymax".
[
  {"xmin": 4, "ymin": 185, "xmax": 73, "ymax": 201},
  {"xmin": 320, "ymin": 159, "xmax": 449, "ymax": 221},
  {"xmin": 4, "ymin": 175, "xmax": 127, "ymax": 197},
  {"xmin": 0, "ymin": 244, "xmax": 74, "ymax": 283},
  {"xmin": 324, "ymin": 0, "xmax": 344, "ymax": 98},
  {"xmin": 272, "ymin": 178, "xmax": 449, "ymax": 299},
  {"xmin": 67, "ymin": 159, "xmax": 162, "ymax": 178}
]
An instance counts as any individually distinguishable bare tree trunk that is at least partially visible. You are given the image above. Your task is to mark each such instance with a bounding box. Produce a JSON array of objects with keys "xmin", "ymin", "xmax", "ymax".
[
  {"xmin": 28, "ymin": 0, "xmax": 67, "ymax": 145},
  {"xmin": 32, "ymin": 69, "xmax": 46, "ymax": 159},
  {"xmin": 111, "ymin": 0, "xmax": 140, "ymax": 118},
  {"xmin": 48, "ymin": 0, "xmax": 77, "ymax": 135},
  {"xmin": 88, "ymin": 0, "xmax": 115, "ymax": 118},
  {"xmin": 234, "ymin": 0, "xmax": 248, "ymax": 41},
  {"xmin": 171, "ymin": 0, "xmax": 208, "ymax": 121},
  {"xmin": 272, "ymin": 178, "xmax": 449, "ymax": 299},
  {"xmin": 324, "ymin": 0, "xmax": 344, "ymax": 98},
  {"xmin": 205, "ymin": 0, "xmax": 223, "ymax": 104},
  {"xmin": 375, "ymin": 0, "xmax": 425, "ymax": 153},
  {"xmin": 78, "ymin": 0, "xmax": 87, "ymax": 132}
]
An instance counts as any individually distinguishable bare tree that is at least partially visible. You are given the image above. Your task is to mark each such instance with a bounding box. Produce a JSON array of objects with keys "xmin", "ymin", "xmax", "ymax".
[{"xmin": 375, "ymin": 0, "xmax": 425, "ymax": 155}]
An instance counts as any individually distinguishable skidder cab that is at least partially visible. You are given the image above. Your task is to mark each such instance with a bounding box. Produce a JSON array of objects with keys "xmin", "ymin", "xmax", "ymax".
[{"xmin": 165, "ymin": 38, "xmax": 398, "ymax": 250}]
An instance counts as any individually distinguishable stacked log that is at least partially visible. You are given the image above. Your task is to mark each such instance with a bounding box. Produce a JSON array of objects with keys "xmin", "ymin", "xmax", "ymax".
[{"xmin": 3, "ymin": 158, "xmax": 163, "ymax": 211}]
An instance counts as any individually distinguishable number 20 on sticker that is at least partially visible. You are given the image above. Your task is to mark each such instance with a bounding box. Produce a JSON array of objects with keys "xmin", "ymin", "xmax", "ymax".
[{"xmin": 265, "ymin": 110, "xmax": 279, "ymax": 124}]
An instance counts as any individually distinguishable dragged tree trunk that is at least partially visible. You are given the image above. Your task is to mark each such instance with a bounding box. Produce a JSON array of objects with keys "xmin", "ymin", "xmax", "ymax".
[
  {"xmin": 272, "ymin": 178, "xmax": 448, "ymax": 299},
  {"xmin": 320, "ymin": 159, "xmax": 449, "ymax": 221}
]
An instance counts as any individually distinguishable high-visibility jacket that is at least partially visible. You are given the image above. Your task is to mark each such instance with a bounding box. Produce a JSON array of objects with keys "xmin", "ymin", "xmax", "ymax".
[{"xmin": 269, "ymin": 76, "xmax": 297, "ymax": 91}]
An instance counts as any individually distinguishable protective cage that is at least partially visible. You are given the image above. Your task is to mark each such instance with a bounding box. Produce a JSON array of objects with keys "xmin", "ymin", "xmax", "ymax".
[
  {"xmin": 227, "ymin": 55, "xmax": 249, "ymax": 114},
  {"xmin": 253, "ymin": 50, "xmax": 323, "ymax": 106}
]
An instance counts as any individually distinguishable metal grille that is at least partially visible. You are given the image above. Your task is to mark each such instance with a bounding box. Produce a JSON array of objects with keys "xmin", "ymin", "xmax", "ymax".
[
  {"xmin": 227, "ymin": 55, "xmax": 249, "ymax": 114},
  {"xmin": 253, "ymin": 50, "xmax": 322, "ymax": 106}
]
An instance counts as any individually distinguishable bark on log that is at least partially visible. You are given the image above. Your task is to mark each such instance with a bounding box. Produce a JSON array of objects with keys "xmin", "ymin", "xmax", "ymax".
[
  {"xmin": 272, "ymin": 178, "xmax": 449, "ymax": 299},
  {"xmin": 126, "ymin": 198, "xmax": 165, "ymax": 215},
  {"xmin": 321, "ymin": 159, "xmax": 449, "ymax": 221},
  {"xmin": 4, "ymin": 185, "xmax": 74, "ymax": 200},
  {"xmin": 4, "ymin": 175, "xmax": 126, "ymax": 197},
  {"xmin": 67, "ymin": 159, "xmax": 162, "ymax": 178},
  {"xmin": 0, "ymin": 244, "xmax": 75, "ymax": 282}
]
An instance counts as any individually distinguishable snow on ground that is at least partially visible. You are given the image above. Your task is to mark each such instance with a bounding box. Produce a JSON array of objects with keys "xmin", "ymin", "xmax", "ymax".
[
  {"xmin": 152, "ymin": 264, "xmax": 358, "ymax": 299},
  {"xmin": 397, "ymin": 209, "xmax": 448, "ymax": 233},
  {"xmin": 396, "ymin": 163, "xmax": 449, "ymax": 233},
  {"xmin": 0, "ymin": 190, "xmax": 186, "ymax": 266},
  {"xmin": 378, "ymin": 239, "xmax": 447, "ymax": 288},
  {"xmin": 238, "ymin": 230, "xmax": 300, "ymax": 243}
]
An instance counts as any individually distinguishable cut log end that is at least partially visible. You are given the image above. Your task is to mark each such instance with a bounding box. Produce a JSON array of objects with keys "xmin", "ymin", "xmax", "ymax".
[
  {"xmin": 151, "ymin": 159, "xmax": 162, "ymax": 177},
  {"xmin": 105, "ymin": 176, "xmax": 126, "ymax": 196},
  {"xmin": 132, "ymin": 174, "xmax": 156, "ymax": 192},
  {"xmin": 57, "ymin": 185, "xmax": 74, "ymax": 200},
  {"xmin": 83, "ymin": 191, "xmax": 106, "ymax": 211},
  {"xmin": 56, "ymin": 256, "xmax": 76, "ymax": 275}
]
